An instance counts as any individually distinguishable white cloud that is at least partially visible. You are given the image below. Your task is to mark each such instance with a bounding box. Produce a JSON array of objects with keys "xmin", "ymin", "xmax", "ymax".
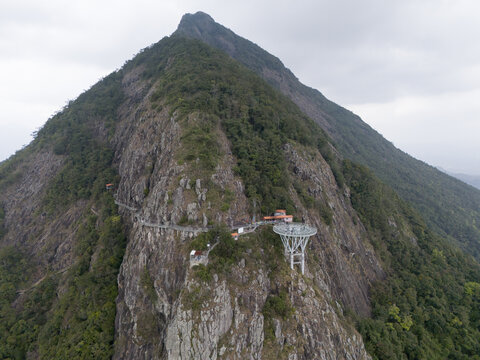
[
  {"xmin": 0, "ymin": 57, "xmax": 111, "ymax": 160},
  {"xmin": 349, "ymin": 88, "xmax": 480, "ymax": 173}
]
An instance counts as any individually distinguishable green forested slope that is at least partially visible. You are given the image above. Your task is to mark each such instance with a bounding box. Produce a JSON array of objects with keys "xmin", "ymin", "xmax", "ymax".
[
  {"xmin": 0, "ymin": 200, "xmax": 126, "ymax": 359},
  {"xmin": 176, "ymin": 12, "xmax": 480, "ymax": 260},
  {"xmin": 0, "ymin": 70, "xmax": 127, "ymax": 359},
  {"xmin": 315, "ymin": 101, "xmax": 480, "ymax": 261},
  {"xmin": 343, "ymin": 161, "xmax": 480, "ymax": 359}
]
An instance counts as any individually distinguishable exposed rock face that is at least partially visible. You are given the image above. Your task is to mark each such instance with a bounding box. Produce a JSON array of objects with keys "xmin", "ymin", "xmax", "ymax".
[
  {"xmin": 283, "ymin": 144, "xmax": 384, "ymax": 316},
  {"xmin": 163, "ymin": 262, "xmax": 372, "ymax": 360},
  {"xmin": 164, "ymin": 262, "xmax": 371, "ymax": 360},
  {"xmin": 288, "ymin": 276, "xmax": 370, "ymax": 360},
  {"xmin": 112, "ymin": 68, "xmax": 188, "ymax": 359},
  {"xmin": 165, "ymin": 279, "xmax": 234, "ymax": 359},
  {"xmin": 0, "ymin": 150, "xmax": 87, "ymax": 274},
  {"xmin": 112, "ymin": 66, "xmax": 253, "ymax": 358}
]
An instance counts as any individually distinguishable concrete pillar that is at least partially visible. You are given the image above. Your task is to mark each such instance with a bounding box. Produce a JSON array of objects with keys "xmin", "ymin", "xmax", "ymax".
[{"xmin": 301, "ymin": 251, "xmax": 305, "ymax": 275}]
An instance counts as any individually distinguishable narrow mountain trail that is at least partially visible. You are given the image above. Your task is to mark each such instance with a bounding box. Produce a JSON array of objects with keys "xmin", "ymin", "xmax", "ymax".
[
  {"xmin": 16, "ymin": 267, "xmax": 68, "ymax": 295},
  {"xmin": 114, "ymin": 199, "xmax": 266, "ymax": 236}
]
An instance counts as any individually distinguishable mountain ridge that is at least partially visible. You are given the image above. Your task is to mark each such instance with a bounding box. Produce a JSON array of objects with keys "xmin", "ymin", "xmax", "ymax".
[{"xmin": 438, "ymin": 167, "xmax": 480, "ymax": 190}]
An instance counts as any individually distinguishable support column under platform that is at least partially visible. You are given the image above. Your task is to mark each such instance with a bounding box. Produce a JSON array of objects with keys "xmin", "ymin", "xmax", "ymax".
[{"xmin": 274, "ymin": 223, "xmax": 317, "ymax": 275}]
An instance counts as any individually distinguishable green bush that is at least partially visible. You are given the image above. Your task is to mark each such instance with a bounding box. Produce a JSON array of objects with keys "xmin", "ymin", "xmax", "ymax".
[
  {"xmin": 293, "ymin": 181, "xmax": 333, "ymax": 225},
  {"xmin": 179, "ymin": 114, "xmax": 222, "ymax": 172},
  {"xmin": 183, "ymin": 285, "xmax": 209, "ymax": 312},
  {"xmin": 192, "ymin": 264, "xmax": 212, "ymax": 283},
  {"xmin": 262, "ymin": 289, "xmax": 294, "ymax": 341},
  {"xmin": 190, "ymin": 226, "xmax": 246, "ymax": 282},
  {"xmin": 189, "ymin": 231, "xmax": 215, "ymax": 251},
  {"xmin": 263, "ymin": 290, "xmax": 294, "ymax": 320},
  {"xmin": 140, "ymin": 267, "xmax": 158, "ymax": 302}
]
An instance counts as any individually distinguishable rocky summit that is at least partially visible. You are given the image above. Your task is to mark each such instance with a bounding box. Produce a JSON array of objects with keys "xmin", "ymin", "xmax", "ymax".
[{"xmin": 0, "ymin": 12, "xmax": 479, "ymax": 360}]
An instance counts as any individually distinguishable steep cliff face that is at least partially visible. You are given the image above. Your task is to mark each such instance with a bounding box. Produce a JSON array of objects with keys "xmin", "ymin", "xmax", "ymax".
[
  {"xmin": 164, "ymin": 270, "xmax": 370, "ymax": 360},
  {"xmin": 111, "ymin": 65, "xmax": 252, "ymax": 358},
  {"xmin": 283, "ymin": 144, "xmax": 383, "ymax": 316},
  {"xmin": 0, "ymin": 150, "xmax": 68, "ymax": 263}
]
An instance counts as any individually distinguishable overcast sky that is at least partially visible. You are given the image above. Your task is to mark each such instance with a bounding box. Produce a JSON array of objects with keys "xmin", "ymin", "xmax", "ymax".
[{"xmin": 1, "ymin": 0, "xmax": 480, "ymax": 174}]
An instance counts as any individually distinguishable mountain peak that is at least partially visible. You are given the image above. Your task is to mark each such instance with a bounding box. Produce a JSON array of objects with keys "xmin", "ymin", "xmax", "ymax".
[
  {"xmin": 177, "ymin": 11, "xmax": 219, "ymax": 38},
  {"xmin": 179, "ymin": 11, "xmax": 214, "ymax": 23},
  {"xmin": 175, "ymin": 11, "xmax": 294, "ymax": 88}
]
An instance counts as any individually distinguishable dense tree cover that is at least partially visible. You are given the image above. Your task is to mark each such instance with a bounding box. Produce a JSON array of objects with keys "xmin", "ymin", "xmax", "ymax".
[
  {"xmin": 0, "ymin": 68, "xmax": 125, "ymax": 358},
  {"xmin": 317, "ymin": 98, "xmax": 480, "ymax": 261},
  {"xmin": 190, "ymin": 226, "xmax": 246, "ymax": 282},
  {"xmin": 0, "ymin": 207, "xmax": 6, "ymax": 240},
  {"xmin": 176, "ymin": 12, "xmax": 286, "ymax": 77},
  {"xmin": 0, "ymin": 135, "xmax": 42, "ymax": 203},
  {"xmin": 0, "ymin": 194, "xmax": 126, "ymax": 359},
  {"xmin": 191, "ymin": 226, "xmax": 287, "ymax": 281},
  {"xmin": 343, "ymin": 160, "xmax": 480, "ymax": 359},
  {"xmin": 176, "ymin": 113, "xmax": 222, "ymax": 173},
  {"xmin": 0, "ymin": 246, "xmax": 36, "ymax": 359},
  {"xmin": 37, "ymin": 204, "xmax": 126, "ymax": 359},
  {"xmin": 34, "ymin": 72, "xmax": 123, "ymax": 213},
  {"xmin": 36, "ymin": 71, "xmax": 124, "ymax": 146}
]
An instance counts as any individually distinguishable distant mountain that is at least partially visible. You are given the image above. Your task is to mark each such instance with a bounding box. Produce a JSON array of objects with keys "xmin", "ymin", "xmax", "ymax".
[
  {"xmin": 454, "ymin": 173, "xmax": 480, "ymax": 190},
  {"xmin": 177, "ymin": 12, "xmax": 480, "ymax": 260},
  {"xmin": 438, "ymin": 167, "xmax": 480, "ymax": 190}
]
